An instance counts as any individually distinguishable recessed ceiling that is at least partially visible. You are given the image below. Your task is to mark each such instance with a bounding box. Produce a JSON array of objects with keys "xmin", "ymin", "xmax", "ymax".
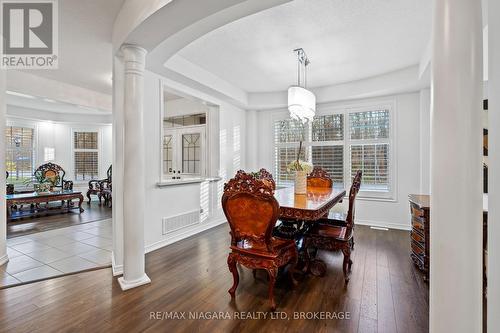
[
  {"xmin": 175, "ymin": 0, "xmax": 432, "ymax": 93},
  {"xmin": 22, "ymin": 0, "xmax": 124, "ymax": 94}
]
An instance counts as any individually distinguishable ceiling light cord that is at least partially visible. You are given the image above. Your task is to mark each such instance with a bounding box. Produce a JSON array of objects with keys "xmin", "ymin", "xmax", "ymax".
[{"xmin": 293, "ymin": 48, "xmax": 310, "ymax": 88}]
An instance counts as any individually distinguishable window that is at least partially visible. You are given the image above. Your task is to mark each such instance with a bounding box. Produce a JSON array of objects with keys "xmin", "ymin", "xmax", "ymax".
[
  {"xmin": 273, "ymin": 105, "xmax": 393, "ymax": 197},
  {"xmin": 349, "ymin": 110, "xmax": 390, "ymax": 192},
  {"xmin": 74, "ymin": 131, "xmax": 99, "ymax": 181},
  {"xmin": 6, "ymin": 126, "xmax": 35, "ymax": 187},
  {"xmin": 163, "ymin": 113, "xmax": 206, "ymax": 178},
  {"xmin": 274, "ymin": 114, "xmax": 344, "ymax": 188},
  {"xmin": 311, "ymin": 114, "xmax": 345, "ymax": 186},
  {"xmin": 274, "ymin": 120, "xmax": 307, "ymax": 184}
]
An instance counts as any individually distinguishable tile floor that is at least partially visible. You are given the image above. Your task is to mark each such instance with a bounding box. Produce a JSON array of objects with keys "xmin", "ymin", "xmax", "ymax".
[{"xmin": 1, "ymin": 219, "xmax": 112, "ymax": 287}]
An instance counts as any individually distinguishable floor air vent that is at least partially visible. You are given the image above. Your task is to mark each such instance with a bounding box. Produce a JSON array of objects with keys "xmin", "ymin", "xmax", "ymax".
[
  {"xmin": 370, "ymin": 226, "xmax": 389, "ymax": 231},
  {"xmin": 162, "ymin": 210, "xmax": 200, "ymax": 235}
]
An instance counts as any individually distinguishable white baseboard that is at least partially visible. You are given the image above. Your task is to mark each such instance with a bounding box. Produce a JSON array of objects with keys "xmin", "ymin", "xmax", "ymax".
[
  {"xmin": 111, "ymin": 252, "xmax": 123, "ymax": 276},
  {"xmin": 145, "ymin": 217, "xmax": 226, "ymax": 254},
  {"xmin": 118, "ymin": 274, "xmax": 151, "ymax": 291},
  {"xmin": 0, "ymin": 253, "xmax": 9, "ymax": 266},
  {"xmin": 355, "ymin": 219, "xmax": 411, "ymax": 231}
]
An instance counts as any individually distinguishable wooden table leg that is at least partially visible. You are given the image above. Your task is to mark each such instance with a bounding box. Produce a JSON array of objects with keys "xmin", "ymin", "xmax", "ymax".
[{"xmin": 78, "ymin": 194, "xmax": 84, "ymax": 213}]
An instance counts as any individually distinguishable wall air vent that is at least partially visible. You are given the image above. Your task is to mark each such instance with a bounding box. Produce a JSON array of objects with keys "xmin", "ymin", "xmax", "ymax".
[{"xmin": 162, "ymin": 210, "xmax": 200, "ymax": 235}]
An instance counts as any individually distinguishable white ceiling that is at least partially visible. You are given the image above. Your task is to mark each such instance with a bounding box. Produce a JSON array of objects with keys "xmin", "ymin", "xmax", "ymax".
[
  {"xmin": 176, "ymin": 0, "xmax": 433, "ymax": 93},
  {"xmin": 23, "ymin": 0, "xmax": 124, "ymax": 95}
]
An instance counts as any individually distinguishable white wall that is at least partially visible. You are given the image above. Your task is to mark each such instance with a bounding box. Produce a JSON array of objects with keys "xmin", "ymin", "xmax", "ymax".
[
  {"xmin": 6, "ymin": 106, "xmax": 112, "ymax": 188},
  {"xmin": 252, "ymin": 92, "xmax": 424, "ymax": 230},
  {"xmin": 142, "ymin": 70, "xmax": 247, "ymax": 251},
  {"xmin": 165, "ymin": 97, "xmax": 209, "ymax": 117}
]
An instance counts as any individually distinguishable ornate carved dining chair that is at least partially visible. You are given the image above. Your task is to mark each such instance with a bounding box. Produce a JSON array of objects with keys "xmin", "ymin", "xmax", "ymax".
[
  {"xmin": 307, "ymin": 167, "xmax": 333, "ymax": 188},
  {"xmin": 253, "ymin": 168, "xmax": 276, "ymax": 190},
  {"xmin": 6, "ymin": 171, "xmax": 14, "ymax": 195},
  {"xmin": 34, "ymin": 162, "xmax": 73, "ymax": 191},
  {"xmin": 87, "ymin": 165, "xmax": 112, "ymax": 204},
  {"xmin": 317, "ymin": 170, "xmax": 363, "ymax": 248},
  {"xmin": 101, "ymin": 180, "xmax": 112, "ymax": 207},
  {"xmin": 303, "ymin": 170, "xmax": 362, "ymax": 283},
  {"xmin": 222, "ymin": 170, "xmax": 298, "ymax": 311}
]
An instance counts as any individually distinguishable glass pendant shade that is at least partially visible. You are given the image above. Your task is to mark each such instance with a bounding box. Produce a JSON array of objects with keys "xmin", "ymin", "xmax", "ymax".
[{"xmin": 288, "ymin": 85, "xmax": 316, "ymax": 123}]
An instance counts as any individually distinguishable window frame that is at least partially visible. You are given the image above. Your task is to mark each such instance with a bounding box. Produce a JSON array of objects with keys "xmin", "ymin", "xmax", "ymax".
[
  {"xmin": 5, "ymin": 121, "xmax": 37, "ymax": 190},
  {"xmin": 159, "ymin": 84, "xmax": 217, "ymax": 184},
  {"xmin": 345, "ymin": 103, "xmax": 396, "ymax": 200},
  {"xmin": 71, "ymin": 128, "xmax": 102, "ymax": 183},
  {"xmin": 164, "ymin": 124, "xmax": 207, "ymax": 177},
  {"xmin": 272, "ymin": 101, "xmax": 397, "ymax": 200}
]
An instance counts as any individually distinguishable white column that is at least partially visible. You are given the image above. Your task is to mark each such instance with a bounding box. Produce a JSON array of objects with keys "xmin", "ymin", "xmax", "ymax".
[
  {"xmin": 419, "ymin": 88, "xmax": 431, "ymax": 194},
  {"xmin": 430, "ymin": 1, "xmax": 483, "ymax": 332},
  {"xmin": 488, "ymin": 0, "xmax": 500, "ymax": 330},
  {"xmin": 117, "ymin": 44, "xmax": 151, "ymax": 290},
  {"xmin": 111, "ymin": 55, "xmax": 125, "ymax": 276},
  {"xmin": 0, "ymin": 69, "xmax": 7, "ymax": 266}
]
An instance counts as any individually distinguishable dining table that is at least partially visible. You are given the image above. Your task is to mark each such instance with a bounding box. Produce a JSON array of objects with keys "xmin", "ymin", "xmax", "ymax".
[
  {"xmin": 273, "ymin": 185, "xmax": 347, "ymax": 275},
  {"xmin": 274, "ymin": 185, "xmax": 346, "ymax": 222}
]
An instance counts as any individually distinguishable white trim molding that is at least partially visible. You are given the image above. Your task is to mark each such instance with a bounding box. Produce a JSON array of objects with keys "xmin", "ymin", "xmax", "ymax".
[
  {"xmin": 118, "ymin": 274, "xmax": 151, "ymax": 291},
  {"xmin": 355, "ymin": 219, "xmax": 411, "ymax": 231},
  {"xmin": 111, "ymin": 251, "xmax": 123, "ymax": 276},
  {"xmin": 0, "ymin": 254, "xmax": 9, "ymax": 266}
]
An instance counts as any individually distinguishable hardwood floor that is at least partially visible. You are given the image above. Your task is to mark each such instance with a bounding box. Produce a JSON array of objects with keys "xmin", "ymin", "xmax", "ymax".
[
  {"xmin": 0, "ymin": 224, "xmax": 428, "ymax": 333},
  {"xmin": 7, "ymin": 201, "xmax": 112, "ymax": 238}
]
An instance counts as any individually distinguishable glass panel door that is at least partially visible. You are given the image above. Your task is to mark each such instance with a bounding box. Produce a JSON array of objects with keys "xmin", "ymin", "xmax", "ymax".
[{"xmin": 178, "ymin": 127, "xmax": 205, "ymax": 176}]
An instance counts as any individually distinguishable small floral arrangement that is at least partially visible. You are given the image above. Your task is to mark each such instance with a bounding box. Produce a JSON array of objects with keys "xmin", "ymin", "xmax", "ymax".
[{"xmin": 287, "ymin": 160, "xmax": 313, "ymax": 173}]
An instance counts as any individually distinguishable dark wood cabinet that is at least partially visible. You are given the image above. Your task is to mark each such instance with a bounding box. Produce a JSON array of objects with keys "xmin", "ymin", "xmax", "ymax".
[{"xmin": 408, "ymin": 194, "xmax": 430, "ymax": 281}]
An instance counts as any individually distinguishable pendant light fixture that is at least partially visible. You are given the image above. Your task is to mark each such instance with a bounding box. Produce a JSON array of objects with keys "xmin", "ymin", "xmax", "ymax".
[{"xmin": 288, "ymin": 48, "xmax": 316, "ymax": 123}]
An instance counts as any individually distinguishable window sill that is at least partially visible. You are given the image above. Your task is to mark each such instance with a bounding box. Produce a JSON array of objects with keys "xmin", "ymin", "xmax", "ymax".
[
  {"xmin": 156, "ymin": 177, "xmax": 222, "ymax": 187},
  {"xmin": 356, "ymin": 195, "xmax": 397, "ymax": 203}
]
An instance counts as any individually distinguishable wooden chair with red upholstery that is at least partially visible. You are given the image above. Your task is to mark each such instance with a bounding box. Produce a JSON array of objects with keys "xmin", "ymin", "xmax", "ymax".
[
  {"xmin": 303, "ymin": 170, "xmax": 362, "ymax": 283},
  {"xmin": 316, "ymin": 170, "xmax": 363, "ymax": 250},
  {"xmin": 253, "ymin": 168, "xmax": 276, "ymax": 190},
  {"xmin": 307, "ymin": 167, "xmax": 333, "ymax": 188},
  {"xmin": 223, "ymin": 170, "xmax": 298, "ymax": 311}
]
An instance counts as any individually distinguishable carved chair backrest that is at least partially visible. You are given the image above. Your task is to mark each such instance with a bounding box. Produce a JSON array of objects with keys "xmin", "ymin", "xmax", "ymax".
[
  {"xmin": 253, "ymin": 168, "xmax": 276, "ymax": 190},
  {"xmin": 106, "ymin": 165, "xmax": 112, "ymax": 182},
  {"xmin": 307, "ymin": 167, "xmax": 333, "ymax": 188},
  {"xmin": 34, "ymin": 162, "xmax": 66, "ymax": 188},
  {"xmin": 346, "ymin": 170, "xmax": 362, "ymax": 232},
  {"xmin": 222, "ymin": 170, "xmax": 279, "ymax": 253}
]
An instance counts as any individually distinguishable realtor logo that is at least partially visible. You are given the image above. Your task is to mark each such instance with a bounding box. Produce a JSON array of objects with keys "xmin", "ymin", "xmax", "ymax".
[{"xmin": 1, "ymin": 0, "xmax": 58, "ymax": 69}]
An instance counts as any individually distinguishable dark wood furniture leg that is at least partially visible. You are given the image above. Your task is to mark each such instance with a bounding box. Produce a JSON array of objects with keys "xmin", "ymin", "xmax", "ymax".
[
  {"xmin": 78, "ymin": 194, "xmax": 84, "ymax": 213},
  {"xmin": 227, "ymin": 254, "xmax": 239, "ymax": 298},
  {"xmin": 266, "ymin": 268, "xmax": 278, "ymax": 310}
]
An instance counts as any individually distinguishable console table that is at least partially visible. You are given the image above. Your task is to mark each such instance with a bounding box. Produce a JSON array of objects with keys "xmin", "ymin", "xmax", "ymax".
[
  {"xmin": 408, "ymin": 194, "xmax": 430, "ymax": 281},
  {"xmin": 7, "ymin": 190, "xmax": 84, "ymax": 221}
]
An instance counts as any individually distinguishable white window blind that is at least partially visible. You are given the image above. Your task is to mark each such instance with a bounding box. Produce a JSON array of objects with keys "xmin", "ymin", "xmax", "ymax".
[
  {"xmin": 273, "ymin": 106, "xmax": 392, "ymax": 196},
  {"xmin": 348, "ymin": 110, "xmax": 390, "ymax": 192},
  {"xmin": 274, "ymin": 115, "xmax": 344, "ymax": 187},
  {"xmin": 6, "ymin": 126, "xmax": 34, "ymax": 187},
  {"xmin": 311, "ymin": 114, "xmax": 344, "ymax": 187},
  {"xmin": 74, "ymin": 131, "xmax": 99, "ymax": 181}
]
